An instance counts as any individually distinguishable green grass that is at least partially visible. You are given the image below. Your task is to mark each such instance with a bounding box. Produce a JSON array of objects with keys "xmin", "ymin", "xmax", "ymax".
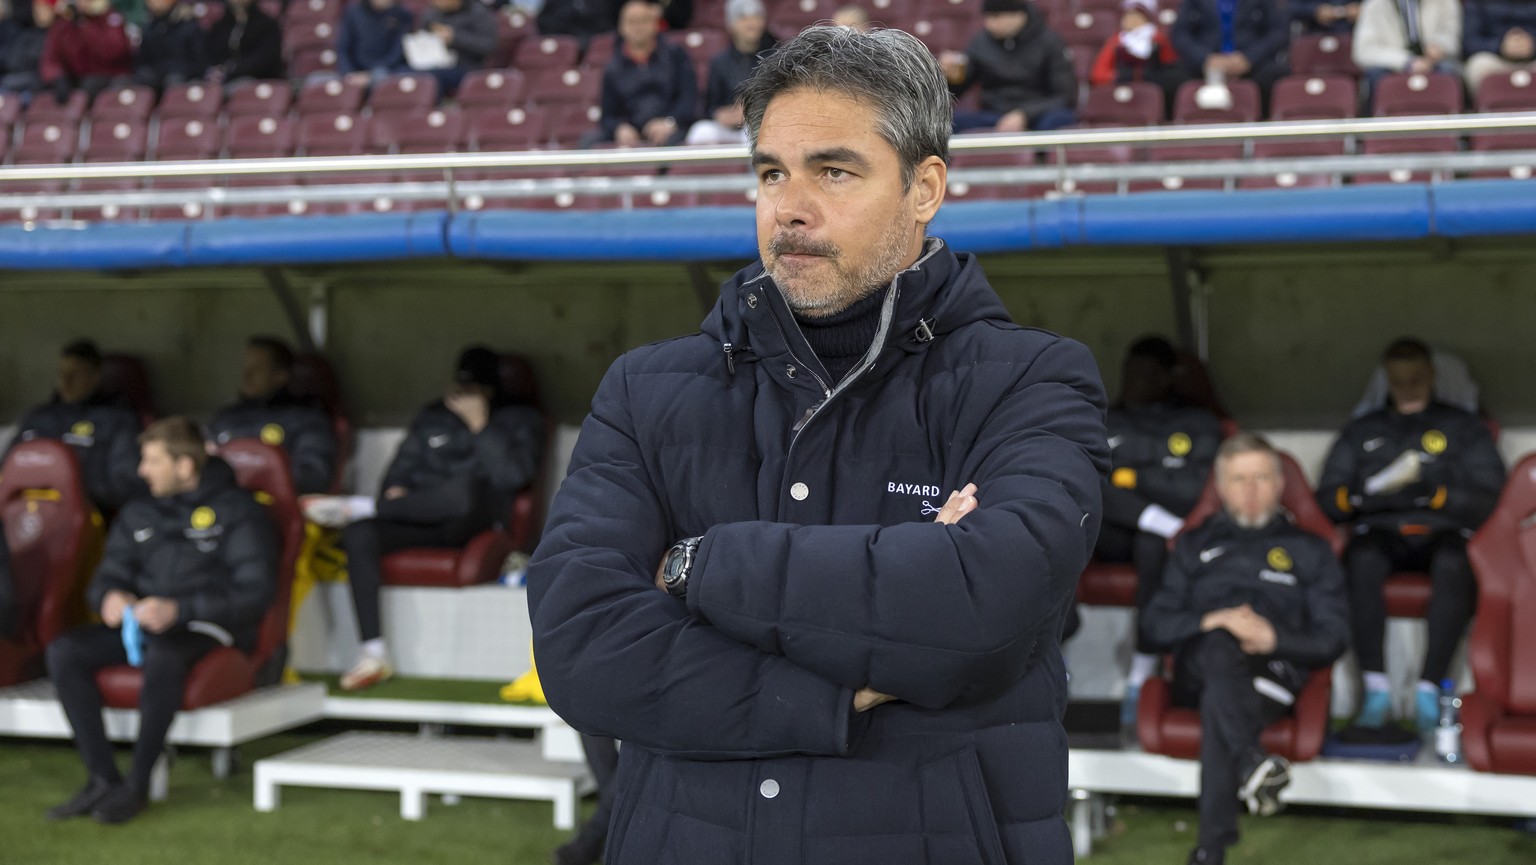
[{"xmin": 2, "ymin": 729, "xmax": 1534, "ymax": 865}]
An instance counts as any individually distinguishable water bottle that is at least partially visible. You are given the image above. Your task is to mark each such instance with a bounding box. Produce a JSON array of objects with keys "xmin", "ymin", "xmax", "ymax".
[{"xmin": 1435, "ymin": 678, "xmax": 1463, "ymax": 764}]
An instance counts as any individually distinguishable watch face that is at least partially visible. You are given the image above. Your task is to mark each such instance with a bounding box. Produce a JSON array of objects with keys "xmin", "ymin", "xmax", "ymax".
[{"xmin": 664, "ymin": 547, "xmax": 687, "ymax": 584}]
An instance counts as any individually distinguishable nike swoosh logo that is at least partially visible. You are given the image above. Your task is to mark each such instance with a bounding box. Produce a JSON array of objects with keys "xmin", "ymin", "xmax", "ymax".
[
  {"xmin": 428, "ymin": 434, "xmax": 450, "ymax": 448},
  {"xmin": 1199, "ymin": 546, "xmax": 1225, "ymax": 563},
  {"xmin": 133, "ymin": 528, "xmax": 153, "ymax": 542},
  {"xmin": 1363, "ymin": 438, "xmax": 1386, "ymax": 452},
  {"xmin": 1107, "ymin": 435, "xmax": 1125, "ymax": 449}
]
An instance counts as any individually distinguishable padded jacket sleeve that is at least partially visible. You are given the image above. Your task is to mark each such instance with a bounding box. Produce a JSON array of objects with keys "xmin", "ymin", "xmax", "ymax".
[
  {"xmin": 1271, "ymin": 538, "xmax": 1351, "ymax": 668},
  {"xmin": 686, "ymin": 337, "xmax": 1109, "ymax": 710},
  {"xmin": 287, "ymin": 409, "xmax": 339, "ymax": 496},
  {"xmin": 86, "ymin": 511, "xmax": 143, "ymax": 614},
  {"xmin": 175, "ymin": 499, "xmax": 277, "ymax": 633},
  {"xmin": 527, "ymin": 356, "xmax": 857, "ymax": 759},
  {"xmin": 1138, "ymin": 537, "xmax": 1203, "ymax": 652},
  {"xmin": 381, "ymin": 412, "xmax": 431, "ymax": 493},
  {"xmin": 1130, "ymin": 417, "xmax": 1221, "ymax": 516},
  {"xmin": 474, "ymin": 405, "xmax": 544, "ymax": 497},
  {"xmin": 1427, "ymin": 418, "xmax": 1505, "ymax": 530},
  {"xmin": 102, "ymin": 417, "xmax": 148, "ymax": 511},
  {"xmin": 1014, "ymin": 33, "xmax": 1077, "ymax": 121}
]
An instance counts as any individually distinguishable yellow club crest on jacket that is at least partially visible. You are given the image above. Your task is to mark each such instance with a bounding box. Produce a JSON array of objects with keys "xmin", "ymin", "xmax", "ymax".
[
  {"xmin": 1422, "ymin": 430, "xmax": 1447, "ymax": 456},
  {"xmin": 260, "ymin": 423, "xmax": 286, "ymax": 446},
  {"xmin": 191, "ymin": 506, "xmax": 217, "ymax": 530},
  {"xmin": 1168, "ymin": 432, "xmax": 1193, "ymax": 457},
  {"xmin": 71, "ymin": 420, "xmax": 95, "ymax": 438},
  {"xmin": 1266, "ymin": 547, "xmax": 1293, "ymax": 572}
]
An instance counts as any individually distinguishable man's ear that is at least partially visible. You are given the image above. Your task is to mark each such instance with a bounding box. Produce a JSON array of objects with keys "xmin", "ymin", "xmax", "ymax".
[{"xmin": 911, "ymin": 155, "xmax": 947, "ymax": 225}]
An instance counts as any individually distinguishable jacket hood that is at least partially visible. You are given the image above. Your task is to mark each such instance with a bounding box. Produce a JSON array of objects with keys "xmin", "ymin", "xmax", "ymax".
[
  {"xmin": 172, "ymin": 455, "xmax": 238, "ymax": 506},
  {"xmin": 702, "ymin": 238, "xmax": 1014, "ymax": 376}
]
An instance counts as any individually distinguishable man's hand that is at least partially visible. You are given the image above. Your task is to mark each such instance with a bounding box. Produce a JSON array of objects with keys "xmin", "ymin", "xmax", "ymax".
[
  {"xmin": 1345, "ymin": 2, "xmax": 1360, "ymax": 21},
  {"xmin": 430, "ymin": 22, "xmax": 454, "ymax": 45},
  {"xmin": 713, "ymin": 103, "xmax": 744, "ymax": 129},
  {"xmin": 933, "ymin": 483, "xmax": 979, "ymax": 525},
  {"xmin": 615, "ymin": 123, "xmax": 641, "ymax": 147},
  {"xmin": 642, "ymin": 117, "xmax": 676, "ymax": 145},
  {"xmin": 854, "ymin": 687, "xmax": 895, "ymax": 712},
  {"xmin": 1225, "ymin": 604, "xmax": 1277, "ymax": 654},
  {"xmin": 384, "ymin": 485, "xmax": 408, "ymax": 500},
  {"xmin": 446, "ymin": 390, "xmax": 490, "ymax": 434},
  {"xmin": 1409, "ymin": 56, "xmax": 1435, "ymax": 74},
  {"xmin": 1316, "ymin": 5, "xmax": 1341, "ymax": 25},
  {"xmin": 994, "ymin": 109, "xmax": 1028, "ymax": 133},
  {"xmin": 134, "ymin": 597, "xmax": 180, "ymax": 634},
  {"xmin": 1503, "ymin": 29, "xmax": 1535, "ymax": 61},
  {"xmin": 1226, "ymin": 52, "xmax": 1252, "ymax": 76},
  {"xmin": 101, "ymin": 590, "xmax": 138, "ymax": 628},
  {"xmin": 1424, "ymin": 44, "xmax": 1446, "ymax": 64}
]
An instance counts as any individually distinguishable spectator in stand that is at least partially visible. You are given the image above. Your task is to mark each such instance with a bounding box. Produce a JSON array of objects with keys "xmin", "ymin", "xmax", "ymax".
[
  {"xmin": 134, "ymin": 0, "xmax": 206, "ymax": 91},
  {"xmin": 39, "ymin": 0, "xmax": 133, "ymax": 100},
  {"xmin": 1170, "ymin": 0, "xmax": 1289, "ymax": 109},
  {"xmin": 206, "ymin": 0, "xmax": 284, "ymax": 83},
  {"xmin": 1352, "ymin": 0, "xmax": 1461, "ymax": 104},
  {"xmin": 536, "ymin": 0, "xmax": 614, "ymax": 40},
  {"xmin": 337, "ymin": 0, "xmax": 414, "ymax": 83},
  {"xmin": 6, "ymin": 340, "xmax": 145, "ymax": 514},
  {"xmin": 832, "ymin": 4, "xmax": 869, "ymax": 30},
  {"xmin": 1, "ymin": 0, "xmax": 50, "ymax": 94},
  {"xmin": 302, "ymin": 346, "xmax": 544, "ymax": 691},
  {"xmin": 1289, "ymin": 0, "xmax": 1359, "ymax": 34},
  {"xmin": 414, "ymin": 0, "xmax": 496, "ymax": 94},
  {"xmin": 205, "ymin": 337, "xmax": 338, "ymax": 497},
  {"xmin": 1098, "ymin": 336, "xmax": 1225, "ymax": 729},
  {"xmin": 44, "ymin": 418, "xmax": 276, "ymax": 826},
  {"xmin": 586, "ymin": 0, "xmax": 696, "ymax": 147},
  {"xmin": 1090, "ymin": 0, "xmax": 1184, "ymax": 108},
  {"xmin": 1462, "ymin": 0, "xmax": 1536, "ymax": 93},
  {"xmin": 941, "ymin": 0, "xmax": 1078, "ymax": 133},
  {"xmin": 1317, "ymin": 338, "xmax": 1504, "ymax": 734},
  {"xmin": 1142, "ymin": 433, "xmax": 1350, "ymax": 865},
  {"xmin": 686, "ymin": 0, "xmax": 776, "ymax": 145}
]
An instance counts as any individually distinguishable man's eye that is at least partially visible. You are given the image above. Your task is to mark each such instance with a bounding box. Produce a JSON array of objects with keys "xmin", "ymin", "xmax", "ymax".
[
  {"xmin": 761, "ymin": 169, "xmax": 784, "ymax": 183},
  {"xmin": 826, "ymin": 168, "xmax": 847, "ymax": 180}
]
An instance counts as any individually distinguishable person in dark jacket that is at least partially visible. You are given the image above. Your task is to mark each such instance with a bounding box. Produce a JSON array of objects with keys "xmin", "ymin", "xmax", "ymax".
[
  {"xmin": 205, "ymin": 336, "xmax": 337, "ymax": 497},
  {"xmin": 44, "ymin": 417, "xmax": 277, "ymax": 825},
  {"xmin": 1463, "ymin": 0, "xmax": 1536, "ymax": 93},
  {"xmin": 414, "ymin": 0, "xmax": 496, "ymax": 94},
  {"xmin": 7, "ymin": 340, "xmax": 145, "ymax": 513},
  {"xmin": 1317, "ymin": 338, "xmax": 1505, "ymax": 734},
  {"xmin": 39, "ymin": 0, "xmax": 133, "ymax": 99},
  {"xmin": 1, "ymin": 0, "xmax": 49, "ymax": 93},
  {"xmin": 1090, "ymin": 0, "xmax": 1185, "ymax": 109},
  {"xmin": 206, "ymin": 0, "xmax": 284, "ymax": 83},
  {"xmin": 134, "ymin": 0, "xmax": 206, "ymax": 90},
  {"xmin": 1098, "ymin": 335, "xmax": 1225, "ymax": 726},
  {"xmin": 313, "ymin": 346, "xmax": 543, "ymax": 691},
  {"xmin": 337, "ymin": 0, "xmax": 413, "ymax": 82},
  {"xmin": 1170, "ymin": 0, "xmax": 1289, "ymax": 109},
  {"xmin": 685, "ymin": 0, "xmax": 775, "ymax": 145},
  {"xmin": 1143, "ymin": 433, "xmax": 1350, "ymax": 865},
  {"xmin": 528, "ymin": 26, "xmax": 1108, "ymax": 865},
  {"xmin": 941, "ymin": 0, "xmax": 1077, "ymax": 133},
  {"xmin": 586, "ymin": 0, "xmax": 695, "ymax": 147},
  {"xmin": 0, "ymin": 529, "xmax": 14, "ymax": 642},
  {"xmin": 1288, "ymin": 0, "xmax": 1359, "ymax": 34}
]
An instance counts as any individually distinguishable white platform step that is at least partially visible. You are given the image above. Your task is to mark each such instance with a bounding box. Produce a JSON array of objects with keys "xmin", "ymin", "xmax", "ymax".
[
  {"xmin": 321, "ymin": 697, "xmax": 585, "ymax": 763},
  {"xmin": 253, "ymin": 731, "xmax": 595, "ymax": 827}
]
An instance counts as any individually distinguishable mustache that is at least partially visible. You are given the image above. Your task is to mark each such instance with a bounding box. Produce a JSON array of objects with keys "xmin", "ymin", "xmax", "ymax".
[{"xmin": 769, "ymin": 233, "xmax": 839, "ymax": 259}]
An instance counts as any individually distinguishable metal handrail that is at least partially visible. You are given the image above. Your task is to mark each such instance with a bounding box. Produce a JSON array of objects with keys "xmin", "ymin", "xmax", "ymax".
[{"xmin": 1, "ymin": 111, "xmax": 1534, "ymax": 183}]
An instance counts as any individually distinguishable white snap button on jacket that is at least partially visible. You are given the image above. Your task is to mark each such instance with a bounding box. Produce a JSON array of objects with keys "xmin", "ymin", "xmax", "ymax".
[
  {"xmin": 790, "ymin": 483, "xmax": 809, "ymax": 501},
  {"xmin": 760, "ymin": 779, "xmax": 780, "ymax": 799}
]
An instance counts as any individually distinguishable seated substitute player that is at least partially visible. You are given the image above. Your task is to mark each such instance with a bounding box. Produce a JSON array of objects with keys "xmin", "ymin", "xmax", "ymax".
[
  {"xmin": 205, "ymin": 336, "xmax": 337, "ymax": 496},
  {"xmin": 1317, "ymin": 337, "xmax": 1505, "ymax": 733},
  {"xmin": 1142, "ymin": 432, "xmax": 1350, "ymax": 865},
  {"xmin": 44, "ymin": 417, "xmax": 277, "ymax": 825}
]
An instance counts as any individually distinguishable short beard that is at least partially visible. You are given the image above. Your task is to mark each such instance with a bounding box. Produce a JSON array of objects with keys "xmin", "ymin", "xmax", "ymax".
[
  {"xmin": 766, "ymin": 212, "xmax": 916, "ymax": 319},
  {"xmin": 1229, "ymin": 508, "xmax": 1279, "ymax": 529}
]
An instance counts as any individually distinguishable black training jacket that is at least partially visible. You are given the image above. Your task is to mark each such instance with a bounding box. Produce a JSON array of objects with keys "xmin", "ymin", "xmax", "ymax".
[
  {"xmin": 381, "ymin": 399, "xmax": 544, "ymax": 518},
  {"xmin": 206, "ymin": 388, "xmax": 337, "ymax": 496},
  {"xmin": 1103, "ymin": 401, "xmax": 1225, "ymax": 528},
  {"xmin": 8, "ymin": 390, "xmax": 145, "ymax": 512}
]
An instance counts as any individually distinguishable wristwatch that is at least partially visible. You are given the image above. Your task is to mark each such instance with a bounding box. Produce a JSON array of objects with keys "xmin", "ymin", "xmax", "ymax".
[{"xmin": 661, "ymin": 536, "xmax": 702, "ymax": 599}]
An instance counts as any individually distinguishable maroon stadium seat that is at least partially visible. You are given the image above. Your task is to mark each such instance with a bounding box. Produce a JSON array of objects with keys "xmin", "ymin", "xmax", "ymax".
[
  {"xmin": 582, "ymin": 31, "xmax": 617, "ymax": 70},
  {"xmin": 91, "ymin": 85, "xmax": 156, "ymax": 123},
  {"xmin": 158, "ymin": 81, "xmax": 224, "ymax": 121},
  {"xmin": 82, "ymin": 118, "xmax": 149, "ymax": 162},
  {"xmin": 1136, "ymin": 450, "xmax": 1340, "ymax": 763},
  {"xmin": 283, "ymin": 16, "xmax": 338, "ymax": 59},
  {"xmin": 1172, "ymin": 77, "xmax": 1262, "ymax": 124},
  {"xmin": 298, "ymin": 111, "xmax": 369, "ymax": 158},
  {"xmin": 371, "ymin": 106, "xmax": 463, "ymax": 154},
  {"xmin": 1238, "ymin": 138, "xmax": 1345, "ymax": 190},
  {"xmin": 13, "ymin": 119, "xmax": 79, "ymax": 163},
  {"xmin": 523, "ymin": 66, "xmax": 602, "ymax": 109},
  {"xmin": 1290, "ymin": 32, "xmax": 1357, "ymax": 79},
  {"xmin": 1372, "ymin": 71, "xmax": 1464, "ymax": 117},
  {"xmin": 1468, "ymin": 132, "xmax": 1536, "ymax": 182},
  {"xmin": 1270, "ymin": 74, "xmax": 1358, "ymax": 120},
  {"xmin": 465, "ymin": 104, "xmax": 550, "ymax": 151},
  {"xmin": 669, "ymin": 161, "xmax": 758, "ymax": 207},
  {"xmin": 290, "ymin": 353, "xmax": 351, "ymax": 494},
  {"xmin": 1081, "ymin": 82, "xmax": 1164, "ymax": 126},
  {"xmin": 947, "ymin": 147, "xmax": 1050, "ymax": 200},
  {"xmin": 772, "ymin": 0, "xmax": 842, "ymax": 33},
  {"xmin": 513, "ymin": 34, "xmax": 582, "ymax": 71},
  {"xmin": 546, "ymin": 103, "xmax": 603, "ymax": 148},
  {"xmin": 153, "ymin": 116, "xmax": 220, "ymax": 160},
  {"xmin": 226, "ymin": 79, "xmax": 294, "ymax": 118},
  {"xmin": 911, "ymin": 17, "xmax": 966, "ymax": 54},
  {"xmin": 1463, "ymin": 453, "xmax": 1536, "ymax": 776},
  {"xmin": 224, "ymin": 115, "xmax": 297, "ymax": 159},
  {"xmin": 96, "ymin": 441, "xmax": 304, "ymax": 709},
  {"xmin": 1476, "ymin": 68, "xmax": 1536, "ymax": 113},
  {"xmin": 1059, "ymin": 9, "xmax": 1118, "ymax": 54},
  {"xmin": 369, "ymin": 73, "xmax": 439, "ymax": 114},
  {"xmin": 24, "ymin": 90, "xmax": 88, "ymax": 125},
  {"xmin": 489, "ymin": 8, "xmax": 536, "ymax": 67},
  {"xmin": 380, "ymin": 354, "xmax": 547, "ymax": 587},
  {"xmin": 0, "ymin": 92, "xmax": 22, "ymax": 126},
  {"xmin": 677, "ymin": 28, "xmax": 729, "ymax": 70},
  {"xmin": 99, "ymin": 353, "xmax": 157, "ymax": 427},
  {"xmin": 289, "ymin": 45, "xmax": 341, "ymax": 78},
  {"xmin": 297, "ymin": 76, "xmax": 367, "ymax": 116},
  {"xmin": 285, "ymin": 0, "xmax": 343, "ymax": 25},
  {"xmin": 0, "ymin": 441, "xmax": 101, "ymax": 687},
  {"xmin": 866, "ymin": 0, "xmax": 917, "ymax": 27},
  {"xmin": 457, "ymin": 69, "xmax": 528, "ymax": 111}
]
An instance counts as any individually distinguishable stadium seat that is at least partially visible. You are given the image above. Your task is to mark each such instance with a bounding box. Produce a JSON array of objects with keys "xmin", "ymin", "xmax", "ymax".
[
  {"xmin": 24, "ymin": 90, "xmax": 88, "ymax": 124},
  {"xmin": 668, "ymin": 161, "xmax": 758, "ymax": 207},
  {"xmin": 1059, "ymin": 9, "xmax": 1118, "ymax": 54},
  {"xmin": 289, "ymin": 45, "xmax": 340, "ymax": 78},
  {"xmin": 283, "ymin": 17, "xmax": 338, "ymax": 60},
  {"xmin": 677, "ymin": 28, "xmax": 729, "ymax": 71},
  {"xmin": 866, "ymin": 0, "xmax": 917, "ymax": 26},
  {"xmin": 523, "ymin": 66, "xmax": 601, "ymax": 109},
  {"xmin": 371, "ymin": 106, "xmax": 463, "ymax": 155},
  {"xmin": 13, "ymin": 119, "xmax": 80, "ymax": 165},
  {"xmin": 224, "ymin": 115, "xmax": 297, "ymax": 159},
  {"xmin": 0, "ymin": 441, "xmax": 102, "ymax": 687},
  {"xmin": 1354, "ymin": 134, "xmax": 1457, "ymax": 187},
  {"xmin": 158, "ymin": 81, "xmax": 224, "ymax": 121},
  {"xmin": 1468, "ymin": 131, "xmax": 1536, "ymax": 182},
  {"xmin": 695, "ymin": 0, "xmax": 730, "ymax": 28},
  {"xmin": 226, "ymin": 79, "xmax": 294, "ymax": 119},
  {"xmin": 298, "ymin": 111, "xmax": 370, "ymax": 157},
  {"xmin": 1476, "ymin": 69, "xmax": 1536, "ymax": 113},
  {"xmin": 947, "ymin": 148, "xmax": 1050, "ymax": 200},
  {"xmin": 1238, "ymin": 138, "xmax": 1344, "ymax": 190},
  {"xmin": 297, "ymin": 77, "xmax": 367, "ymax": 116},
  {"xmin": 83, "ymin": 118, "xmax": 149, "ymax": 163},
  {"xmin": 91, "ymin": 85, "xmax": 156, "ymax": 123},
  {"xmin": 1290, "ymin": 32, "xmax": 1357, "ymax": 79},
  {"xmin": 1372, "ymin": 71, "xmax": 1464, "ymax": 117},
  {"xmin": 1463, "ymin": 453, "xmax": 1536, "ymax": 776},
  {"xmin": 513, "ymin": 34, "xmax": 581, "ymax": 71},
  {"xmin": 1080, "ymin": 82, "xmax": 1165, "ymax": 126},
  {"xmin": 1270, "ymin": 74, "xmax": 1358, "ymax": 121},
  {"xmin": 911, "ymin": 17, "xmax": 966, "ymax": 54},
  {"xmin": 1173, "ymin": 78, "xmax": 1262, "ymax": 124},
  {"xmin": 369, "ymin": 74, "xmax": 439, "ymax": 114},
  {"xmin": 380, "ymin": 353, "xmax": 547, "ymax": 588},
  {"xmin": 153, "ymin": 116, "xmax": 220, "ymax": 160},
  {"xmin": 457, "ymin": 70, "xmax": 528, "ymax": 112},
  {"xmin": 489, "ymin": 8, "xmax": 536, "ymax": 67},
  {"xmin": 581, "ymin": 32, "xmax": 617, "ymax": 70},
  {"xmin": 290, "ymin": 353, "xmax": 351, "ymax": 494},
  {"xmin": 99, "ymin": 354, "xmax": 158, "ymax": 427},
  {"xmin": 546, "ymin": 103, "xmax": 603, "ymax": 149},
  {"xmin": 1136, "ymin": 450, "xmax": 1340, "ymax": 763},
  {"xmin": 284, "ymin": 0, "xmax": 342, "ymax": 25},
  {"xmin": 772, "ymin": 0, "xmax": 843, "ymax": 33},
  {"xmin": 0, "ymin": 92, "xmax": 21, "ymax": 127},
  {"xmin": 464, "ymin": 104, "xmax": 550, "ymax": 152},
  {"xmin": 95, "ymin": 441, "xmax": 304, "ymax": 710},
  {"xmin": 922, "ymin": 0, "xmax": 983, "ymax": 28}
]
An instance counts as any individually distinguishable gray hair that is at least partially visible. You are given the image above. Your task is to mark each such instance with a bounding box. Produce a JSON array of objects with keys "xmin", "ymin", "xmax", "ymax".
[{"xmin": 740, "ymin": 25, "xmax": 952, "ymax": 190}]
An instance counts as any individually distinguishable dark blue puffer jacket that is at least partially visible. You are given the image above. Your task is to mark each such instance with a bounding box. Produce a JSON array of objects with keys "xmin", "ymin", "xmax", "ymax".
[{"xmin": 528, "ymin": 239, "xmax": 1109, "ymax": 865}]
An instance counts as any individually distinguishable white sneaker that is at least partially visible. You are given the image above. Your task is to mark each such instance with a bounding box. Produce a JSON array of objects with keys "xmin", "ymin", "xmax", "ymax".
[
  {"xmin": 340, "ymin": 655, "xmax": 394, "ymax": 691},
  {"xmin": 300, "ymin": 495, "xmax": 376, "ymax": 528}
]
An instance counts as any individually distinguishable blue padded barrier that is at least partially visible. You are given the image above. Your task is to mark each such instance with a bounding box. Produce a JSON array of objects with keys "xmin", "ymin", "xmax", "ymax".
[
  {"xmin": 1432, "ymin": 179, "xmax": 1536, "ymax": 237},
  {"xmin": 449, "ymin": 207, "xmax": 759, "ymax": 261},
  {"xmin": 0, "ymin": 222, "xmax": 192, "ymax": 270},
  {"xmin": 184, "ymin": 212, "xmax": 450, "ymax": 266}
]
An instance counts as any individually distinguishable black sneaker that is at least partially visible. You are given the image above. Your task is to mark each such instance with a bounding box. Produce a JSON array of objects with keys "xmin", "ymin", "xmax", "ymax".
[
  {"xmin": 90, "ymin": 786, "xmax": 147, "ymax": 825},
  {"xmin": 44, "ymin": 777, "xmax": 120, "ymax": 822},
  {"xmin": 1187, "ymin": 846, "xmax": 1226, "ymax": 865},
  {"xmin": 1239, "ymin": 754, "xmax": 1292, "ymax": 817}
]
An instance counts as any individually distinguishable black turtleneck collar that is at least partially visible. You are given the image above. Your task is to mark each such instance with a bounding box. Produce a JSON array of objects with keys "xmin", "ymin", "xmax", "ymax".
[{"xmin": 793, "ymin": 287, "xmax": 889, "ymax": 385}]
